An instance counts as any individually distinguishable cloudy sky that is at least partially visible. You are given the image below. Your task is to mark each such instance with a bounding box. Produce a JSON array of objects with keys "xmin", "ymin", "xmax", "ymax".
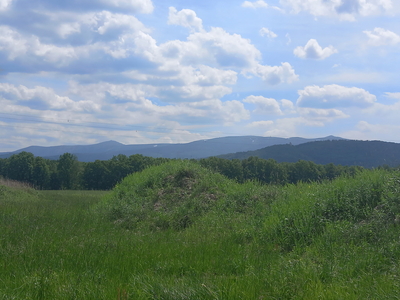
[{"xmin": 1, "ymin": 0, "xmax": 400, "ymax": 152}]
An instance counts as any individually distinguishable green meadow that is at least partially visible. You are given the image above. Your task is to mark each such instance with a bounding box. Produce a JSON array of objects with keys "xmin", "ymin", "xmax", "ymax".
[{"xmin": 1, "ymin": 161, "xmax": 400, "ymax": 299}]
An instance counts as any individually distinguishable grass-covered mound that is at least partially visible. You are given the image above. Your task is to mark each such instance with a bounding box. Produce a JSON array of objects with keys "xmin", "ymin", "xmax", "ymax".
[
  {"xmin": 98, "ymin": 160, "xmax": 274, "ymax": 231},
  {"xmin": 0, "ymin": 178, "xmax": 39, "ymax": 202}
]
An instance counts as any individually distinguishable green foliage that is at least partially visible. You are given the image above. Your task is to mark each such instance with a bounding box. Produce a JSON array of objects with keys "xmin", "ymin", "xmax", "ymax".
[
  {"xmin": 57, "ymin": 153, "xmax": 81, "ymax": 189},
  {"xmin": 32, "ymin": 156, "xmax": 50, "ymax": 189},
  {"xmin": 5, "ymin": 151, "xmax": 35, "ymax": 183}
]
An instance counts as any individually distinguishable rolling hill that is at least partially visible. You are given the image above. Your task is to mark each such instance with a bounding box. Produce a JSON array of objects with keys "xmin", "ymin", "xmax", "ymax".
[{"xmin": 219, "ymin": 139, "xmax": 400, "ymax": 168}]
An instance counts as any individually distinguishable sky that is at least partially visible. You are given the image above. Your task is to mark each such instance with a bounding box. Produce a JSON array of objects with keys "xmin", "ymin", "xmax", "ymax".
[{"xmin": 1, "ymin": 0, "xmax": 400, "ymax": 152}]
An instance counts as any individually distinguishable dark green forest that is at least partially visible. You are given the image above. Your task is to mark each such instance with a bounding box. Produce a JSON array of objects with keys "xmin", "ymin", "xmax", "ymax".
[{"xmin": 0, "ymin": 151, "xmax": 379, "ymax": 190}]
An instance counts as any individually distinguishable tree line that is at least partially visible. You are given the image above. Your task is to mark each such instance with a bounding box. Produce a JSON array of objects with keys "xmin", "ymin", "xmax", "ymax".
[
  {"xmin": 0, "ymin": 152, "xmax": 167, "ymax": 190},
  {"xmin": 0, "ymin": 151, "xmax": 376, "ymax": 190}
]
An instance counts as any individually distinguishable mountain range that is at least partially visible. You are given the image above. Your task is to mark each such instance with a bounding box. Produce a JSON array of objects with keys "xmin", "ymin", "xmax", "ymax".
[{"xmin": 0, "ymin": 135, "xmax": 344, "ymax": 162}]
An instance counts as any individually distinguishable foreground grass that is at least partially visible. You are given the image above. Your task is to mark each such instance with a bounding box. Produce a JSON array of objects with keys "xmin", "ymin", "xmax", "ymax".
[{"xmin": 1, "ymin": 163, "xmax": 400, "ymax": 299}]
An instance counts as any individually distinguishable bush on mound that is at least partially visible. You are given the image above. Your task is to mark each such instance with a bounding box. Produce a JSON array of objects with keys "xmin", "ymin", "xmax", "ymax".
[{"xmin": 98, "ymin": 160, "xmax": 273, "ymax": 231}]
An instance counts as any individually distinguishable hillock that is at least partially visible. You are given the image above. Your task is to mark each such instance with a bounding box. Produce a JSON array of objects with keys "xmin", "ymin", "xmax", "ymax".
[{"xmin": 98, "ymin": 160, "xmax": 272, "ymax": 231}]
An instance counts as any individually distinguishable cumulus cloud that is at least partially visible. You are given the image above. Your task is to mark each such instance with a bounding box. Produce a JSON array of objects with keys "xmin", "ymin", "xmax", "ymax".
[
  {"xmin": 0, "ymin": 25, "xmax": 80, "ymax": 64},
  {"xmin": 0, "ymin": 1, "xmax": 306, "ymax": 150},
  {"xmin": 0, "ymin": 0, "xmax": 13, "ymax": 10},
  {"xmin": 0, "ymin": 80, "xmax": 250, "ymax": 149},
  {"xmin": 364, "ymin": 27, "xmax": 400, "ymax": 46},
  {"xmin": 260, "ymin": 27, "xmax": 277, "ymax": 38},
  {"xmin": 242, "ymin": 0, "xmax": 269, "ymax": 9},
  {"xmin": 255, "ymin": 62, "xmax": 299, "ymax": 85},
  {"xmin": 244, "ymin": 95, "xmax": 283, "ymax": 115},
  {"xmin": 297, "ymin": 84, "xmax": 377, "ymax": 108},
  {"xmin": 280, "ymin": 99, "xmax": 296, "ymax": 113},
  {"xmin": 294, "ymin": 39, "xmax": 337, "ymax": 60},
  {"xmin": 280, "ymin": 0, "xmax": 393, "ymax": 20},
  {"xmin": 136, "ymin": 26, "xmax": 297, "ymax": 86},
  {"xmin": 68, "ymin": 81, "xmax": 249, "ymax": 124},
  {"xmin": 168, "ymin": 7, "xmax": 203, "ymax": 32},
  {"xmin": 0, "ymin": 83, "xmax": 99, "ymax": 112}
]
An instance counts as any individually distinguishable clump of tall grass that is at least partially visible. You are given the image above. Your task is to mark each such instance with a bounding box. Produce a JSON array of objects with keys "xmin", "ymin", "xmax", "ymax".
[
  {"xmin": 0, "ymin": 177, "xmax": 39, "ymax": 202},
  {"xmin": 262, "ymin": 169, "xmax": 399, "ymax": 251},
  {"xmin": 0, "ymin": 177, "xmax": 34, "ymax": 191}
]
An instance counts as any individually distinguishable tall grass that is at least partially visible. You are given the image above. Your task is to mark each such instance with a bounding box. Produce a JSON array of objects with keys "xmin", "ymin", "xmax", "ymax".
[{"xmin": 1, "ymin": 164, "xmax": 400, "ymax": 299}]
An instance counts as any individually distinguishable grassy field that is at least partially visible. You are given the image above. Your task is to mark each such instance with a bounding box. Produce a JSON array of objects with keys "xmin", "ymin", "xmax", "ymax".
[{"xmin": 1, "ymin": 162, "xmax": 400, "ymax": 299}]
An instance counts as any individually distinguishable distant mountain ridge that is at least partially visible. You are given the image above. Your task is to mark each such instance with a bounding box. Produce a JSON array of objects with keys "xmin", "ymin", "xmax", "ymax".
[
  {"xmin": 0, "ymin": 135, "xmax": 345, "ymax": 162},
  {"xmin": 218, "ymin": 139, "xmax": 400, "ymax": 168}
]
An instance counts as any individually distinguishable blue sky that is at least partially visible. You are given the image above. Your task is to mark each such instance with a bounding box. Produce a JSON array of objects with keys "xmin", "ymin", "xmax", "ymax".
[{"xmin": 1, "ymin": 0, "xmax": 400, "ymax": 152}]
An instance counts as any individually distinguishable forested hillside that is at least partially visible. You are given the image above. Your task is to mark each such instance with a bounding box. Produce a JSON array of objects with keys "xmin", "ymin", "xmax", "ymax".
[{"xmin": 220, "ymin": 140, "xmax": 400, "ymax": 168}]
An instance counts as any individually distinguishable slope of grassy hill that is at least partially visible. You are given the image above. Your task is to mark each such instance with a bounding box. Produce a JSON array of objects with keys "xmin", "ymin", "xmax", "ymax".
[
  {"xmin": 2, "ymin": 163, "xmax": 400, "ymax": 298},
  {"xmin": 219, "ymin": 139, "xmax": 400, "ymax": 168}
]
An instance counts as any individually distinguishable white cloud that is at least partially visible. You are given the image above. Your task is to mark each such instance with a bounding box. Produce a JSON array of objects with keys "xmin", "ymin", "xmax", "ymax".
[
  {"xmin": 136, "ymin": 26, "xmax": 297, "ymax": 86},
  {"xmin": 294, "ymin": 39, "xmax": 337, "ymax": 60},
  {"xmin": 100, "ymin": 0, "xmax": 154, "ymax": 13},
  {"xmin": 0, "ymin": 83, "xmax": 100, "ymax": 112},
  {"xmin": 385, "ymin": 92, "xmax": 400, "ymax": 99},
  {"xmin": 0, "ymin": 0, "xmax": 13, "ymax": 10},
  {"xmin": 0, "ymin": 9, "xmax": 152, "ymax": 64},
  {"xmin": 280, "ymin": 99, "xmax": 296, "ymax": 114},
  {"xmin": 68, "ymin": 81, "xmax": 249, "ymax": 124},
  {"xmin": 297, "ymin": 84, "xmax": 377, "ymax": 108},
  {"xmin": 324, "ymin": 71, "xmax": 386, "ymax": 84},
  {"xmin": 91, "ymin": 11, "xmax": 148, "ymax": 35},
  {"xmin": 53, "ymin": 10, "xmax": 149, "ymax": 45},
  {"xmin": 298, "ymin": 107, "xmax": 349, "ymax": 125},
  {"xmin": 362, "ymin": 98, "xmax": 400, "ymax": 123},
  {"xmin": 246, "ymin": 120, "xmax": 274, "ymax": 128},
  {"xmin": 262, "ymin": 117, "xmax": 306, "ymax": 137},
  {"xmin": 244, "ymin": 95, "xmax": 283, "ymax": 115},
  {"xmin": 342, "ymin": 121, "xmax": 400, "ymax": 143},
  {"xmin": 260, "ymin": 27, "xmax": 277, "ymax": 38},
  {"xmin": 181, "ymin": 99, "xmax": 250, "ymax": 124},
  {"xmin": 242, "ymin": 0, "xmax": 269, "ymax": 9},
  {"xmin": 0, "ymin": 26, "xmax": 80, "ymax": 64},
  {"xmin": 168, "ymin": 7, "xmax": 203, "ymax": 32},
  {"xmin": 280, "ymin": 0, "xmax": 393, "ymax": 20},
  {"xmin": 57, "ymin": 23, "xmax": 81, "ymax": 39},
  {"xmin": 255, "ymin": 62, "xmax": 299, "ymax": 85},
  {"xmin": 364, "ymin": 27, "xmax": 400, "ymax": 46},
  {"xmin": 0, "ymin": 80, "xmax": 250, "ymax": 149}
]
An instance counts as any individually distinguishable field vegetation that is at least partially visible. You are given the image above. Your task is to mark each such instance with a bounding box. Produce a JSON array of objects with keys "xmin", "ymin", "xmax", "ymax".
[{"xmin": 1, "ymin": 160, "xmax": 400, "ymax": 299}]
